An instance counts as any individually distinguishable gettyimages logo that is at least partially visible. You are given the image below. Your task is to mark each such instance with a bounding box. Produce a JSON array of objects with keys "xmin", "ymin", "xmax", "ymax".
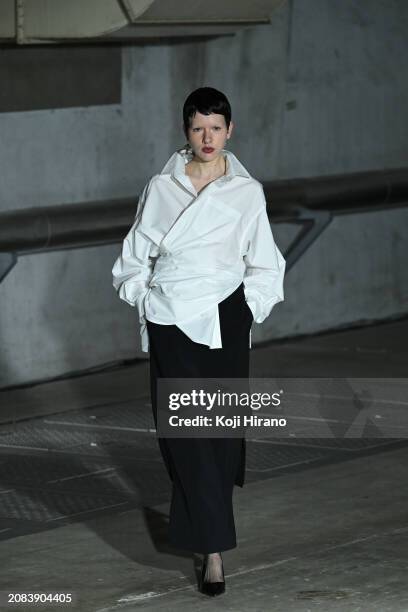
[
  {"xmin": 157, "ymin": 377, "xmax": 286, "ymax": 438},
  {"xmin": 167, "ymin": 388, "xmax": 282, "ymax": 410},
  {"xmin": 156, "ymin": 378, "xmax": 408, "ymax": 439},
  {"xmin": 165, "ymin": 386, "xmax": 285, "ymax": 433}
]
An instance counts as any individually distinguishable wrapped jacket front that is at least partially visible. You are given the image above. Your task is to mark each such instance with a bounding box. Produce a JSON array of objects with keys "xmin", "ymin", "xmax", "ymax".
[{"xmin": 112, "ymin": 146, "xmax": 286, "ymax": 352}]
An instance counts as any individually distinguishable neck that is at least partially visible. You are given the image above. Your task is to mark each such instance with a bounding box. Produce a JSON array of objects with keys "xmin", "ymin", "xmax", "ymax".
[{"xmin": 189, "ymin": 153, "xmax": 226, "ymax": 178}]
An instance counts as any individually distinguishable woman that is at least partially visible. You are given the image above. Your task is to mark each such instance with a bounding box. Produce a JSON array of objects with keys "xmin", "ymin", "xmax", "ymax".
[{"xmin": 112, "ymin": 87, "xmax": 285, "ymax": 597}]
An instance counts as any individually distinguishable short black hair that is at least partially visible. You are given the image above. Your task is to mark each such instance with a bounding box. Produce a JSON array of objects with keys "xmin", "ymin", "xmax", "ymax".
[{"xmin": 183, "ymin": 87, "xmax": 231, "ymax": 135}]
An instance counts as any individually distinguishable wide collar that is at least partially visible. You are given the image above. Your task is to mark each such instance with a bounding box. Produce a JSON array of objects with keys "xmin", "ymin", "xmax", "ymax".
[{"xmin": 159, "ymin": 146, "xmax": 252, "ymax": 189}]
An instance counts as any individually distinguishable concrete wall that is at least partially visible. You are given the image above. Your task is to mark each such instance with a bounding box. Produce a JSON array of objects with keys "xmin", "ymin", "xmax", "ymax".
[{"xmin": 1, "ymin": 0, "xmax": 408, "ymax": 386}]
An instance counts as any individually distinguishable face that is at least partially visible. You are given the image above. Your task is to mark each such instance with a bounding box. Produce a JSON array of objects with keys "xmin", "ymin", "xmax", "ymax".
[{"xmin": 185, "ymin": 111, "xmax": 234, "ymax": 162}]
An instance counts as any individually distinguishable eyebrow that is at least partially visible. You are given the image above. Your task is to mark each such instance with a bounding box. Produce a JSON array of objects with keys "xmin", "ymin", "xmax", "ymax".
[{"xmin": 191, "ymin": 124, "xmax": 223, "ymax": 128}]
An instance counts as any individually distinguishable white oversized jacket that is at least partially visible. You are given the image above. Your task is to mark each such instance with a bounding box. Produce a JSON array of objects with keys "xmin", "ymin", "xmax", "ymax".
[{"xmin": 112, "ymin": 146, "xmax": 285, "ymax": 353}]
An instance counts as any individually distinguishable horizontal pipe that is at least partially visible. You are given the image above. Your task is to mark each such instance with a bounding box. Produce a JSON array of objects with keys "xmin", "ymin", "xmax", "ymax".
[
  {"xmin": 262, "ymin": 167, "xmax": 408, "ymax": 219},
  {"xmin": 1, "ymin": 167, "xmax": 407, "ymax": 253},
  {"xmin": 0, "ymin": 198, "xmax": 136, "ymax": 252}
]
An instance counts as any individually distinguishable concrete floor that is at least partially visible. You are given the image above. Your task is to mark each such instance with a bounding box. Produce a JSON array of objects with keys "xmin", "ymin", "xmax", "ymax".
[{"xmin": 1, "ymin": 317, "xmax": 408, "ymax": 611}]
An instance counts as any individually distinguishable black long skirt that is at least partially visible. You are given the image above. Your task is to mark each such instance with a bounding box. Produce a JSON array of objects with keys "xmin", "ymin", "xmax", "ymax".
[{"xmin": 146, "ymin": 281, "xmax": 253, "ymax": 553}]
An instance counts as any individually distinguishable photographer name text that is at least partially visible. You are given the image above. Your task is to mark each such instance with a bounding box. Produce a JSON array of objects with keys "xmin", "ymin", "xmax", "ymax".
[{"xmin": 168, "ymin": 414, "xmax": 286, "ymax": 428}]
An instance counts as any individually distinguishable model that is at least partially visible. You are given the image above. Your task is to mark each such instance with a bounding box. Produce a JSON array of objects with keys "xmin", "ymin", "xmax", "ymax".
[{"xmin": 112, "ymin": 86, "xmax": 286, "ymax": 597}]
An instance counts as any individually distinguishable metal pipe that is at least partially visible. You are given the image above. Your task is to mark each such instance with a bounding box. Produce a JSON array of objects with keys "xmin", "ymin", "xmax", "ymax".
[
  {"xmin": 262, "ymin": 167, "xmax": 408, "ymax": 217},
  {"xmin": 0, "ymin": 167, "xmax": 407, "ymax": 254}
]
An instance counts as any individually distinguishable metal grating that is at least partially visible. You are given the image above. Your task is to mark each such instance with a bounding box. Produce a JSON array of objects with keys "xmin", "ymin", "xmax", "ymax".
[
  {"xmin": 251, "ymin": 437, "xmax": 404, "ymax": 451},
  {"xmin": 43, "ymin": 399, "xmax": 154, "ymax": 429},
  {"xmin": 0, "ymin": 424, "xmax": 158, "ymax": 452},
  {"xmin": 0, "ymin": 396, "xmax": 406, "ymax": 541},
  {"xmin": 0, "ymin": 488, "xmax": 128, "ymax": 522},
  {"xmin": 246, "ymin": 441, "xmax": 335, "ymax": 472}
]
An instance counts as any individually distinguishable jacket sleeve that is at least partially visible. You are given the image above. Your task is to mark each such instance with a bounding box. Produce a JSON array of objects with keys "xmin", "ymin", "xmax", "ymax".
[
  {"xmin": 111, "ymin": 179, "xmax": 155, "ymax": 324},
  {"xmin": 242, "ymin": 186, "xmax": 286, "ymax": 323}
]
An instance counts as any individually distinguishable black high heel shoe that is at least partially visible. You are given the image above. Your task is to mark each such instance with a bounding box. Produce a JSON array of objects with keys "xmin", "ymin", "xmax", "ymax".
[{"xmin": 200, "ymin": 555, "xmax": 226, "ymax": 597}]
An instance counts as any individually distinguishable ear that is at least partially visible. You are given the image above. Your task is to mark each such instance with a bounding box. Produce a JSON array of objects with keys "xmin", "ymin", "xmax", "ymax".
[{"xmin": 227, "ymin": 121, "xmax": 234, "ymax": 138}]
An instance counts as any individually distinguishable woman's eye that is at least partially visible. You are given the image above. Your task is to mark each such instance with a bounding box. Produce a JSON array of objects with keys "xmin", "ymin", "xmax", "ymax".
[{"xmin": 192, "ymin": 127, "xmax": 221, "ymax": 132}]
